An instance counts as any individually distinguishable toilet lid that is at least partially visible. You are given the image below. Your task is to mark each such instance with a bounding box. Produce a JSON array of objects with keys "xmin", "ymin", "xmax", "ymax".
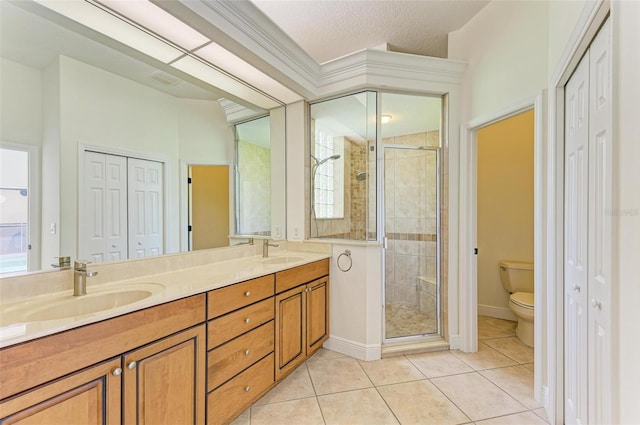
[{"xmin": 511, "ymin": 292, "xmax": 534, "ymax": 308}]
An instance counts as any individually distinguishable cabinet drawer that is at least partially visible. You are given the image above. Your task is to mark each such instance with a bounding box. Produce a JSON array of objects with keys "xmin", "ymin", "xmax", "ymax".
[
  {"xmin": 208, "ymin": 275, "xmax": 274, "ymax": 318},
  {"xmin": 275, "ymin": 259, "xmax": 329, "ymax": 293},
  {"xmin": 208, "ymin": 298, "xmax": 274, "ymax": 349},
  {"xmin": 207, "ymin": 353, "xmax": 274, "ymax": 425},
  {"xmin": 207, "ymin": 321, "xmax": 274, "ymax": 391}
]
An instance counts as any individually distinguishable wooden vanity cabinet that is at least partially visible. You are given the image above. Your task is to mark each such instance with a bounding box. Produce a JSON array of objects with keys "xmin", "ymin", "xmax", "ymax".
[
  {"xmin": 206, "ymin": 275, "xmax": 276, "ymax": 425},
  {"xmin": 275, "ymin": 259, "xmax": 329, "ymax": 380},
  {"xmin": 0, "ymin": 295, "xmax": 206, "ymax": 425}
]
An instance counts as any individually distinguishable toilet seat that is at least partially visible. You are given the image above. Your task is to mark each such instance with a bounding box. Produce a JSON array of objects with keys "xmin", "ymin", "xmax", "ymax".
[{"xmin": 510, "ymin": 292, "xmax": 534, "ymax": 309}]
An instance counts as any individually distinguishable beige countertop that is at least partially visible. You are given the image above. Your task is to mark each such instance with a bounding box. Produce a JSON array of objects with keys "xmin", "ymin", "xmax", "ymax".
[{"xmin": 0, "ymin": 250, "xmax": 330, "ymax": 348}]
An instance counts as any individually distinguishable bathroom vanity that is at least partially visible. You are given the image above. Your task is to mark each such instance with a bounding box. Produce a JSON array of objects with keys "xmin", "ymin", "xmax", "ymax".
[{"xmin": 0, "ymin": 253, "xmax": 330, "ymax": 425}]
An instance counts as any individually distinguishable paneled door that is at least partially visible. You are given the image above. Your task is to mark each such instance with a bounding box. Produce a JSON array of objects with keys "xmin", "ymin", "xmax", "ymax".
[
  {"xmin": 586, "ymin": 18, "xmax": 612, "ymax": 424},
  {"xmin": 128, "ymin": 158, "xmax": 164, "ymax": 258},
  {"xmin": 564, "ymin": 18, "xmax": 612, "ymax": 425},
  {"xmin": 80, "ymin": 151, "xmax": 128, "ymax": 263},
  {"xmin": 564, "ymin": 49, "xmax": 589, "ymax": 425}
]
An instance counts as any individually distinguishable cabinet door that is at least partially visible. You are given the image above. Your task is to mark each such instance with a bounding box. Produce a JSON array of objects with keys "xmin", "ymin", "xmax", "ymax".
[
  {"xmin": 275, "ymin": 285, "xmax": 306, "ymax": 380},
  {"xmin": 306, "ymin": 277, "xmax": 329, "ymax": 355},
  {"xmin": 0, "ymin": 358, "xmax": 121, "ymax": 425},
  {"xmin": 123, "ymin": 325, "xmax": 205, "ymax": 425}
]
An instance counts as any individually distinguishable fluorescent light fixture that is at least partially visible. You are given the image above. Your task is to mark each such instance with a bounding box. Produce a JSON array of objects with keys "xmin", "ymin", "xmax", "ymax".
[
  {"xmin": 96, "ymin": 0, "xmax": 210, "ymax": 51},
  {"xmin": 34, "ymin": 0, "xmax": 184, "ymax": 63},
  {"xmin": 171, "ymin": 56, "xmax": 280, "ymax": 110},
  {"xmin": 381, "ymin": 114, "xmax": 392, "ymax": 124},
  {"xmin": 194, "ymin": 42, "xmax": 302, "ymax": 105}
]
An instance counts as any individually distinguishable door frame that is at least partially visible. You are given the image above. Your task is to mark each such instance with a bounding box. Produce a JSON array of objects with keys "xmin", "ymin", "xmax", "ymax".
[
  {"xmin": 459, "ymin": 91, "xmax": 545, "ymax": 392},
  {"xmin": 547, "ymin": 1, "xmax": 610, "ymax": 423},
  {"xmin": 179, "ymin": 160, "xmax": 234, "ymax": 252}
]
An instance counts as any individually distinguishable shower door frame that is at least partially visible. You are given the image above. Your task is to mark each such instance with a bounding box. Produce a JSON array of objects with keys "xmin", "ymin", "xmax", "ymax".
[{"xmin": 382, "ymin": 144, "xmax": 442, "ymax": 343}]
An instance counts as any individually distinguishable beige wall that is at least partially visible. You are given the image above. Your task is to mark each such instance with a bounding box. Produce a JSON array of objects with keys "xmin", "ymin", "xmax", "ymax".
[{"xmin": 477, "ymin": 110, "xmax": 534, "ymax": 315}]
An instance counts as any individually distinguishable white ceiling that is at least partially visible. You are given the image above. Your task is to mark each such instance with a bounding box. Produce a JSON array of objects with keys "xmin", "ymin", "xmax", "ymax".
[{"xmin": 251, "ymin": 0, "xmax": 489, "ymax": 64}]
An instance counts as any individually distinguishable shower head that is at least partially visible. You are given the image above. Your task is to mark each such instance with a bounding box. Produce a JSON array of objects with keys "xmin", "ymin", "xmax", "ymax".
[{"xmin": 311, "ymin": 154, "xmax": 341, "ymax": 167}]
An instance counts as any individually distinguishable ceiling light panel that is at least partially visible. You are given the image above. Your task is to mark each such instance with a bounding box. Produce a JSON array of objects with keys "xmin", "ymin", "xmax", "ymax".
[
  {"xmin": 34, "ymin": 0, "xmax": 183, "ymax": 63},
  {"xmin": 194, "ymin": 42, "xmax": 302, "ymax": 105},
  {"xmin": 171, "ymin": 56, "xmax": 280, "ymax": 110},
  {"xmin": 95, "ymin": 0, "xmax": 210, "ymax": 51}
]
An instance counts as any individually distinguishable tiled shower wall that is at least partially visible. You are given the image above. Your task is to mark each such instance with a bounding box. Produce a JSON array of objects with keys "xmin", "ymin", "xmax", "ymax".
[{"xmin": 384, "ymin": 131, "xmax": 440, "ymax": 310}]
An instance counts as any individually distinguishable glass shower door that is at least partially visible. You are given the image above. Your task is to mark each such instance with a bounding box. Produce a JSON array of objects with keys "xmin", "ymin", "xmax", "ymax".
[{"xmin": 383, "ymin": 146, "xmax": 440, "ymax": 339}]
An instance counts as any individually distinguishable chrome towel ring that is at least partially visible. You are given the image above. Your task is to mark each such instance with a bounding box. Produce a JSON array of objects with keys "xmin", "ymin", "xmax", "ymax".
[{"xmin": 337, "ymin": 249, "xmax": 352, "ymax": 272}]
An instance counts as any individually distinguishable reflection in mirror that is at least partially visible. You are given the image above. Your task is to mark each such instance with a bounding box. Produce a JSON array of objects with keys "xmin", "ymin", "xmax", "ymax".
[
  {"xmin": 0, "ymin": 0, "xmax": 286, "ymax": 275},
  {"xmin": 235, "ymin": 116, "xmax": 271, "ymax": 236},
  {"xmin": 309, "ymin": 92, "xmax": 377, "ymax": 241}
]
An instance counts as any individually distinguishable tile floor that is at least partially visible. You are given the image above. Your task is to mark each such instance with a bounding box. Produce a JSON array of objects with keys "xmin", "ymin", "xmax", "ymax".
[{"xmin": 232, "ymin": 316, "xmax": 548, "ymax": 425}]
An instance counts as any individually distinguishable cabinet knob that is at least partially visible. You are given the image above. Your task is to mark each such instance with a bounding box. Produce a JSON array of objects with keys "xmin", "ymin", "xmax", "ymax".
[
  {"xmin": 112, "ymin": 367, "xmax": 123, "ymax": 376},
  {"xmin": 591, "ymin": 299, "xmax": 602, "ymax": 310},
  {"xmin": 244, "ymin": 317, "xmax": 251, "ymax": 324},
  {"xmin": 244, "ymin": 386, "xmax": 251, "ymax": 392},
  {"xmin": 244, "ymin": 291, "xmax": 251, "ymax": 297},
  {"xmin": 127, "ymin": 361, "xmax": 137, "ymax": 370},
  {"xmin": 244, "ymin": 349, "xmax": 251, "ymax": 356}
]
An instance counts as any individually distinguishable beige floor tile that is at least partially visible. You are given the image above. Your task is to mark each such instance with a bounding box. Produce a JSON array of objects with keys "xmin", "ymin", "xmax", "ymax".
[
  {"xmin": 451, "ymin": 343, "xmax": 518, "ymax": 371},
  {"xmin": 250, "ymin": 397, "xmax": 325, "ymax": 425},
  {"xmin": 229, "ymin": 408, "xmax": 250, "ymax": 425},
  {"xmin": 307, "ymin": 348, "xmax": 346, "ymax": 362},
  {"xmin": 318, "ymin": 388, "xmax": 399, "ymax": 425},
  {"xmin": 480, "ymin": 366, "xmax": 541, "ymax": 409},
  {"xmin": 431, "ymin": 372, "xmax": 527, "ymax": 421},
  {"xmin": 478, "ymin": 322, "xmax": 515, "ymax": 340},
  {"xmin": 378, "ymin": 379, "xmax": 470, "ymax": 425},
  {"xmin": 522, "ymin": 363, "xmax": 535, "ymax": 372},
  {"xmin": 254, "ymin": 364, "xmax": 316, "ymax": 406},
  {"xmin": 475, "ymin": 411, "xmax": 547, "ymax": 425},
  {"xmin": 358, "ymin": 356, "xmax": 425, "ymax": 386},
  {"xmin": 307, "ymin": 357, "xmax": 373, "ymax": 395},
  {"xmin": 483, "ymin": 337, "xmax": 534, "ymax": 364},
  {"xmin": 533, "ymin": 407, "xmax": 550, "ymax": 423},
  {"xmin": 407, "ymin": 350, "xmax": 474, "ymax": 378}
]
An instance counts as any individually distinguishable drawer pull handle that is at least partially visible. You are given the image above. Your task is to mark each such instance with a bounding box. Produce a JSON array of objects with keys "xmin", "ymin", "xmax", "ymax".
[
  {"xmin": 245, "ymin": 291, "xmax": 251, "ymax": 297},
  {"xmin": 244, "ymin": 349, "xmax": 251, "ymax": 356},
  {"xmin": 112, "ymin": 368, "xmax": 123, "ymax": 376},
  {"xmin": 244, "ymin": 386, "xmax": 251, "ymax": 392},
  {"xmin": 127, "ymin": 361, "xmax": 137, "ymax": 370},
  {"xmin": 244, "ymin": 317, "xmax": 251, "ymax": 324}
]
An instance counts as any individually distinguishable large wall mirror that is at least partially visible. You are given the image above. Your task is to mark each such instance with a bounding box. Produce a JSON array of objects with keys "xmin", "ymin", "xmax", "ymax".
[{"xmin": 0, "ymin": 0, "xmax": 287, "ymax": 275}]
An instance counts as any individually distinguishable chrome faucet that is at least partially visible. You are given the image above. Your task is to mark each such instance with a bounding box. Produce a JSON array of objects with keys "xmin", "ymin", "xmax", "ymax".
[
  {"xmin": 74, "ymin": 260, "xmax": 98, "ymax": 296},
  {"xmin": 262, "ymin": 239, "xmax": 279, "ymax": 258}
]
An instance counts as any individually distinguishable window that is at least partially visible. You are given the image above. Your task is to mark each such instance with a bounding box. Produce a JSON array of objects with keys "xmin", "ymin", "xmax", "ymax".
[{"xmin": 313, "ymin": 130, "xmax": 342, "ymax": 218}]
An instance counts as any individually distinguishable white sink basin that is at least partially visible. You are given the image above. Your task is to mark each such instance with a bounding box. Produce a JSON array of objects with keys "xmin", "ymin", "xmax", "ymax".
[
  {"xmin": 262, "ymin": 256, "xmax": 305, "ymax": 266},
  {"xmin": 1, "ymin": 283, "xmax": 164, "ymax": 324},
  {"xmin": 25, "ymin": 289, "xmax": 154, "ymax": 322}
]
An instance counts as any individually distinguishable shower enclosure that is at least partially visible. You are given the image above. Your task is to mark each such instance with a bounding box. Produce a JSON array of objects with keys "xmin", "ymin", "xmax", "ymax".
[{"xmin": 382, "ymin": 93, "xmax": 442, "ymax": 341}]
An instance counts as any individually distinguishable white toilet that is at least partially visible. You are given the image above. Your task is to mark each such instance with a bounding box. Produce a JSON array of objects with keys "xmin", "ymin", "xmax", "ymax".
[{"xmin": 499, "ymin": 261, "xmax": 534, "ymax": 347}]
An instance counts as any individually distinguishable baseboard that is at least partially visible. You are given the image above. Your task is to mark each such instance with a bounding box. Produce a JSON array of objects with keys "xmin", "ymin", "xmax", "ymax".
[
  {"xmin": 478, "ymin": 304, "xmax": 518, "ymax": 321},
  {"xmin": 323, "ymin": 336, "xmax": 381, "ymax": 361},
  {"xmin": 449, "ymin": 334, "xmax": 460, "ymax": 350}
]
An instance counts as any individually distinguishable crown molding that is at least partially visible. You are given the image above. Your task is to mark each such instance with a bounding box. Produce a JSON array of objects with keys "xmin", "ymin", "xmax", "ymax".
[
  {"xmin": 218, "ymin": 98, "xmax": 264, "ymax": 123},
  {"xmin": 317, "ymin": 50, "xmax": 468, "ymax": 97},
  {"xmin": 182, "ymin": 0, "xmax": 319, "ymax": 98}
]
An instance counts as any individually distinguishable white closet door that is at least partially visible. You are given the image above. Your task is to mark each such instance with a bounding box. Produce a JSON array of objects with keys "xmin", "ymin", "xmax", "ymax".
[
  {"xmin": 587, "ymin": 18, "xmax": 612, "ymax": 423},
  {"xmin": 564, "ymin": 49, "xmax": 590, "ymax": 425},
  {"xmin": 128, "ymin": 158, "xmax": 163, "ymax": 258},
  {"xmin": 80, "ymin": 152, "xmax": 127, "ymax": 263}
]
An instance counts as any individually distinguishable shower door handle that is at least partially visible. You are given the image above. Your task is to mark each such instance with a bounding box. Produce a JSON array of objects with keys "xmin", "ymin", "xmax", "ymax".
[{"xmin": 383, "ymin": 236, "xmax": 388, "ymax": 249}]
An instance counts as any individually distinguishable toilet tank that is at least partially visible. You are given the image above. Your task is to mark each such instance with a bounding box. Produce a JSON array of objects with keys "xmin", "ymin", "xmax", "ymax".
[{"xmin": 499, "ymin": 261, "xmax": 534, "ymax": 293}]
